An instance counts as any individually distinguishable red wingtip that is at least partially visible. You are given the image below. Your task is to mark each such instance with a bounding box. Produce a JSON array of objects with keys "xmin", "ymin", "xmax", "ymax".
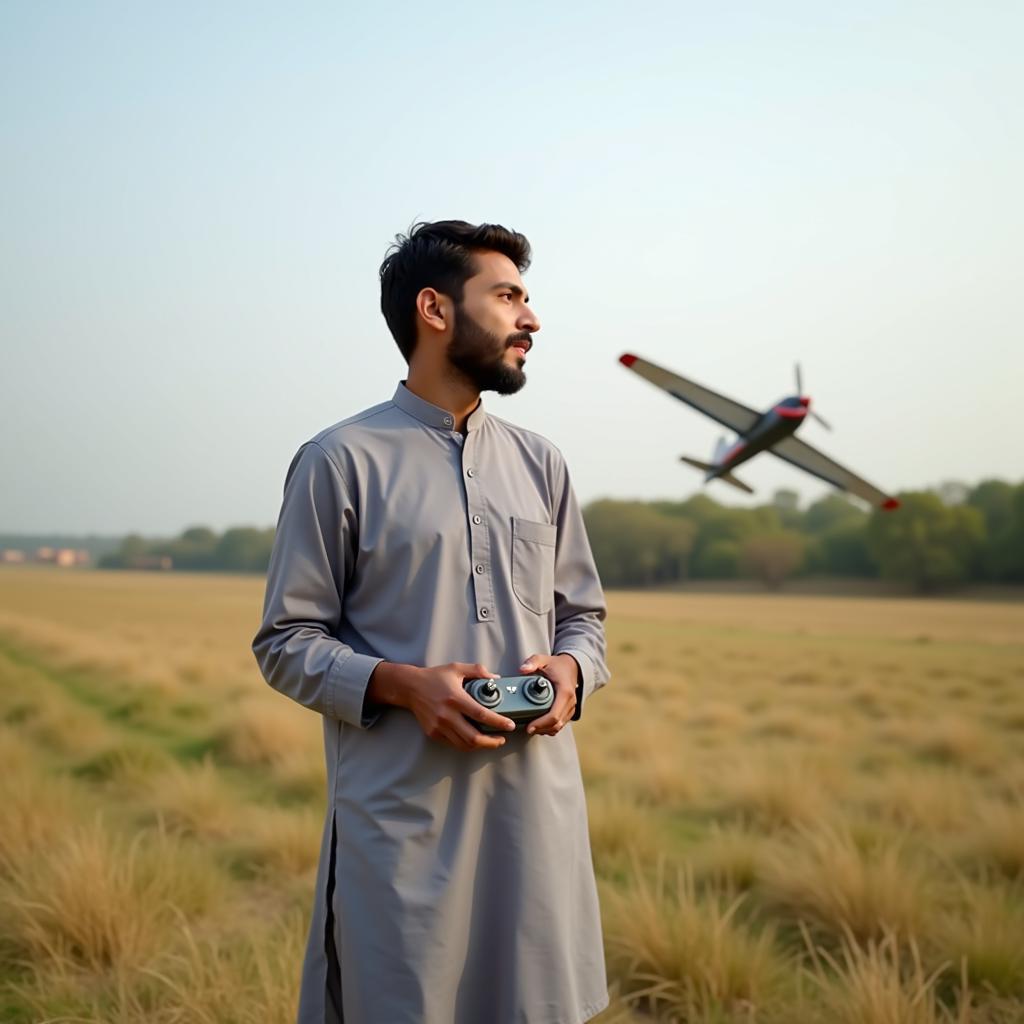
[
  {"xmin": 619, "ymin": 353, "xmax": 637, "ymax": 367},
  {"xmin": 882, "ymin": 498, "xmax": 900, "ymax": 510}
]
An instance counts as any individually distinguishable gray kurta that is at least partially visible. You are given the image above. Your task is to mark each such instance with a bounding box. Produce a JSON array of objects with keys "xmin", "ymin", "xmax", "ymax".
[{"xmin": 252, "ymin": 382, "xmax": 611, "ymax": 1024}]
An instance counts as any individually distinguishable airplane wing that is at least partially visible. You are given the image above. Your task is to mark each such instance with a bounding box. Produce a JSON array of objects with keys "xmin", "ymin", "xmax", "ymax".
[
  {"xmin": 770, "ymin": 435, "xmax": 899, "ymax": 509},
  {"xmin": 619, "ymin": 353, "xmax": 761, "ymax": 434}
]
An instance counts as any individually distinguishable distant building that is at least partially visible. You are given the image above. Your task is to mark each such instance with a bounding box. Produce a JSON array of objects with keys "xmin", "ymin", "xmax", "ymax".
[
  {"xmin": 31, "ymin": 547, "xmax": 91, "ymax": 567},
  {"xmin": 56, "ymin": 549, "xmax": 90, "ymax": 567}
]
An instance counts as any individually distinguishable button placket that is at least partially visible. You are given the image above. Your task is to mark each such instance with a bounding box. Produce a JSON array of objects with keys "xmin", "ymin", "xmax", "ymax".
[{"xmin": 462, "ymin": 434, "xmax": 494, "ymax": 623}]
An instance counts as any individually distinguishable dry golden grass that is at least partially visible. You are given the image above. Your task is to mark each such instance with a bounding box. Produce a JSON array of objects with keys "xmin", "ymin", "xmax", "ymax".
[
  {"xmin": 0, "ymin": 726, "xmax": 35, "ymax": 781},
  {"xmin": 0, "ymin": 757, "xmax": 80, "ymax": 871},
  {"xmin": 632, "ymin": 747, "xmax": 700, "ymax": 808},
  {"xmin": 714, "ymin": 752, "xmax": 836, "ymax": 830},
  {"xmin": 263, "ymin": 746, "xmax": 327, "ymax": 800},
  {"xmin": 230, "ymin": 806, "xmax": 323, "ymax": 878},
  {"xmin": 144, "ymin": 756, "xmax": 246, "ymax": 840},
  {"xmin": 135, "ymin": 914, "xmax": 308, "ymax": 1024},
  {"xmin": 219, "ymin": 695, "xmax": 318, "ymax": 766},
  {"xmin": 683, "ymin": 698, "xmax": 748, "ymax": 733},
  {"xmin": 0, "ymin": 607, "xmax": 190, "ymax": 698},
  {"xmin": 1, "ymin": 817, "xmax": 222, "ymax": 974},
  {"xmin": 0, "ymin": 653, "xmax": 116, "ymax": 759},
  {"xmin": 592, "ymin": 722, "xmax": 700, "ymax": 809},
  {"xmin": 217, "ymin": 694, "xmax": 326, "ymax": 799},
  {"xmin": 591, "ymin": 988, "xmax": 654, "ymax": 1023},
  {"xmin": 758, "ymin": 821, "xmax": 938, "ymax": 944},
  {"xmin": 801, "ymin": 924, "xmax": 968, "ymax": 1024},
  {"xmin": 74, "ymin": 739, "xmax": 178, "ymax": 788},
  {"xmin": 956, "ymin": 797, "xmax": 1024, "ymax": 880},
  {"xmin": 687, "ymin": 824, "xmax": 767, "ymax": 891},
  {"xmin": 0, "ymin": 568, "xmax": 263, "ymax": 687},
  {"xmin": 911, "ymin": 716, "xmax": 1000, "ymax": 773},
  {"xmin": 6, "ymin": 912, "xmax": 308, "ymax": 1024},
  {"xmin": 930, "ymin": 876, "xmax": 1024, "ymax": 998},
  {"xmin": 2, "ymin": 567, "xmax": 1023, "ymax": 1021},
  {"xmin": 602, "ymin": 861, "xmax": 786, "ymax": 1020},
  {"xmin": 606, "ymin": 589, "xmax": 1024, "ymax": 645},
  {"xmin": 859, "ymin": 768, "xmax": 976, "ymax": 833},
  {"xmin": 587, "ymin": 787, "xmax": 669, "ymax": 873}
]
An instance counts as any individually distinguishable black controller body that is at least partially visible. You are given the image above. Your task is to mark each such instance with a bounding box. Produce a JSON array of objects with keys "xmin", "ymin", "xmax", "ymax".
[{"xmin": 463, "ymin": 674, "xmax": 555, "ymax": 732}]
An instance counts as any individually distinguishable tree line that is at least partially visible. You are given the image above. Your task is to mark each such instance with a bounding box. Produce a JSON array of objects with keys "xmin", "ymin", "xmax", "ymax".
[
  {"xmin": 99, "ymin": 526, "xmax": 275, "ymax": 574},
  {"xmin": 99, "ymin": 479, "xmax": 1024, "ymax": 592},
  {"xmin": 584, "ymin": 479, "xmax": 1023, "ymax": 591}
]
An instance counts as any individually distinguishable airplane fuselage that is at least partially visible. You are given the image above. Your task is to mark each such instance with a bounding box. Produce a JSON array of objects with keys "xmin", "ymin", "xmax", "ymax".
[
  {"xmin": 710, "ymin": 397, "xmax": 808, "ymax": 478},
  {"xmin": 621, "ymin": 352, "xmax": 898, "ymax": 509}
]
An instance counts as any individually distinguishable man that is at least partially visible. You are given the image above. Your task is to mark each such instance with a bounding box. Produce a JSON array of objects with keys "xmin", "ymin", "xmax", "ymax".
[{"xmin": 252, "ymin": 220, "xmax": 611, "ymax": 1024}]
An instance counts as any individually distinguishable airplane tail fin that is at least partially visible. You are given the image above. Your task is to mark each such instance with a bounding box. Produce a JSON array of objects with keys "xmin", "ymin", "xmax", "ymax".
[{"xmin": 680, "ymin": 454, "xmax": 755, "ymax": 495}]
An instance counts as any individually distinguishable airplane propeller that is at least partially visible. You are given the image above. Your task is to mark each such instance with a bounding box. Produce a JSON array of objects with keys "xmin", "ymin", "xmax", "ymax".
[{"xmin": 795, "ymin": 363, "xmax": 833, "ymax": 431}]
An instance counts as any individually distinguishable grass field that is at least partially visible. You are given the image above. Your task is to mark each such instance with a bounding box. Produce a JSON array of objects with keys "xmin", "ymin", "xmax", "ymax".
[{"xmin": 1, "ymin": 565, "xmax": 1023, "ymax": 1022}]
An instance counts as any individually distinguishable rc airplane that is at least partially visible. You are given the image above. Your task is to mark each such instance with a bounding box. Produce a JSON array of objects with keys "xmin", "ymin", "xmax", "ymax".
[{"xmin": 619, "ymin": 353, "xmax": 900, "ymax": 510}]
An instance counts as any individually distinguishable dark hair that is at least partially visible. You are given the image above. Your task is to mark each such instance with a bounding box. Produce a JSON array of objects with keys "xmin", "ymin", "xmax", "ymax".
[{"xmin": 379, "ymin": 220, "xmax": 532, "ymax": 363}]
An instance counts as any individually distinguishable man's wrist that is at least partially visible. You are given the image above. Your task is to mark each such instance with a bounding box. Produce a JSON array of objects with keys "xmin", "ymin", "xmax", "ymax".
[
  {"xmin": 553, "ymin": 651, "xmax": 585, "ymax": 721},
  {"xmin": 366, "ymin": 661, "xmax": 420, "ymax": 709},
  {"xmin": 552, "ymin": 652, "xmax": 581, "ymax": 682}
]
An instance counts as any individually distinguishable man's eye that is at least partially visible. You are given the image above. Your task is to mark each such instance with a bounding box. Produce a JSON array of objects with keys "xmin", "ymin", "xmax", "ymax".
[{"xmin": 500, "ymin": 293, "xmax": 513, "ymax": 301}]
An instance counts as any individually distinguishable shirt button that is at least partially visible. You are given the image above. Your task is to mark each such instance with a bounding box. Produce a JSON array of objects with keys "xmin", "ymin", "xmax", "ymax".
[
  {"xmin": 466, "ymin": 468, "xmax": 475, "ymax": 478},
  {"xmin": 472, "ymin": 515, "xmax": 482, "ymax": 525},
  {"xmin": 443, "ymin": 415, "xmax": 453, "ymax": 427},
  {"xmin": 479, "ymin": 607, "xmax": 489, "ymax": 618},
  {"xmin": 475, "ymin": 563, "xmax": 485, "ymax": 574}
]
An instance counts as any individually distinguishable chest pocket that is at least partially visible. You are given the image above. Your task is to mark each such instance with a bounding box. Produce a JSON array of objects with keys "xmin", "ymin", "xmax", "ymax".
[{"xmin": 511, "ymin": 517, "xmax": 557, "ymax": 615}]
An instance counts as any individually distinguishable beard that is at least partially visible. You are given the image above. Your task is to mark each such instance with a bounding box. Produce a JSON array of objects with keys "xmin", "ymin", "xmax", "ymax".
[{"xmin": 446, "ymin": 306, "xmax": 530, "ymax": 396}]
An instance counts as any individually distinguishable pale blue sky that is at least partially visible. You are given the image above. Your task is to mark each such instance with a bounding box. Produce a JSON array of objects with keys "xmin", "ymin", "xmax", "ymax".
[{"xmin": 3, "ymin": 1, "xmax": 1021, "ymax": 534}]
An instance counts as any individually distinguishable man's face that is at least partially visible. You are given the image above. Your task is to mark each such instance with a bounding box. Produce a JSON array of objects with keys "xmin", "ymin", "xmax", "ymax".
[{"xmin": 445, "ymin": 250, "xmax": 541, "ymax": 395}]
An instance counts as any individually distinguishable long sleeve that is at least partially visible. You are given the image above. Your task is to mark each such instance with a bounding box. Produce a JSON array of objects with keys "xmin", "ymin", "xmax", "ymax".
[
  {"xmin": 252, "ymin": 441, "xmax": 383, "ymax": 728},
  {"xmin": 550, "ymin": 455, "xmax": 610, "ymax": 720}
]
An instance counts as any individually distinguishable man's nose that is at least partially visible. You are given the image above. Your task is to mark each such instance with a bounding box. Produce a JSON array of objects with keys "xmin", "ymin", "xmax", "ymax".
[{"xmin": 518, "ymin": 307, "xmax": 541, "ymax": 333}]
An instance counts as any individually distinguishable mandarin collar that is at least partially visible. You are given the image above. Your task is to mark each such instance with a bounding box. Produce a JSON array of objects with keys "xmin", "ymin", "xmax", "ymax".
[{"xmin": 392, "ymin": 381, "xmax": 487, "ymax": 434}]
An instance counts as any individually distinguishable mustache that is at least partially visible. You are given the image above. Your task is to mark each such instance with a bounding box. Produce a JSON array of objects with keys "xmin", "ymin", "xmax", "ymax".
[{"xmin": 506, "ymin": 332, "xmax": 532, "ymax": 353}]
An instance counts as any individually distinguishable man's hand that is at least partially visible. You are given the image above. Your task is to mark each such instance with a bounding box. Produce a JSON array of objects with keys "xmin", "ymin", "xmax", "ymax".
[
  {"xmin": 519, "ymin": 653, "xmax": 579, "ymax": 736},
  {"xmin": 368, "ymin": 661, "xmax": 516, "ymax": 752}
]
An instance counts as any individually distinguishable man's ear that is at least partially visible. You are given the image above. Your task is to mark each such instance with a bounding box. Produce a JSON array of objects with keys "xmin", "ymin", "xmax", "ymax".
[{"xmin": 415, "ymin": 287, "xmax": 451, "ymax": 336}]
